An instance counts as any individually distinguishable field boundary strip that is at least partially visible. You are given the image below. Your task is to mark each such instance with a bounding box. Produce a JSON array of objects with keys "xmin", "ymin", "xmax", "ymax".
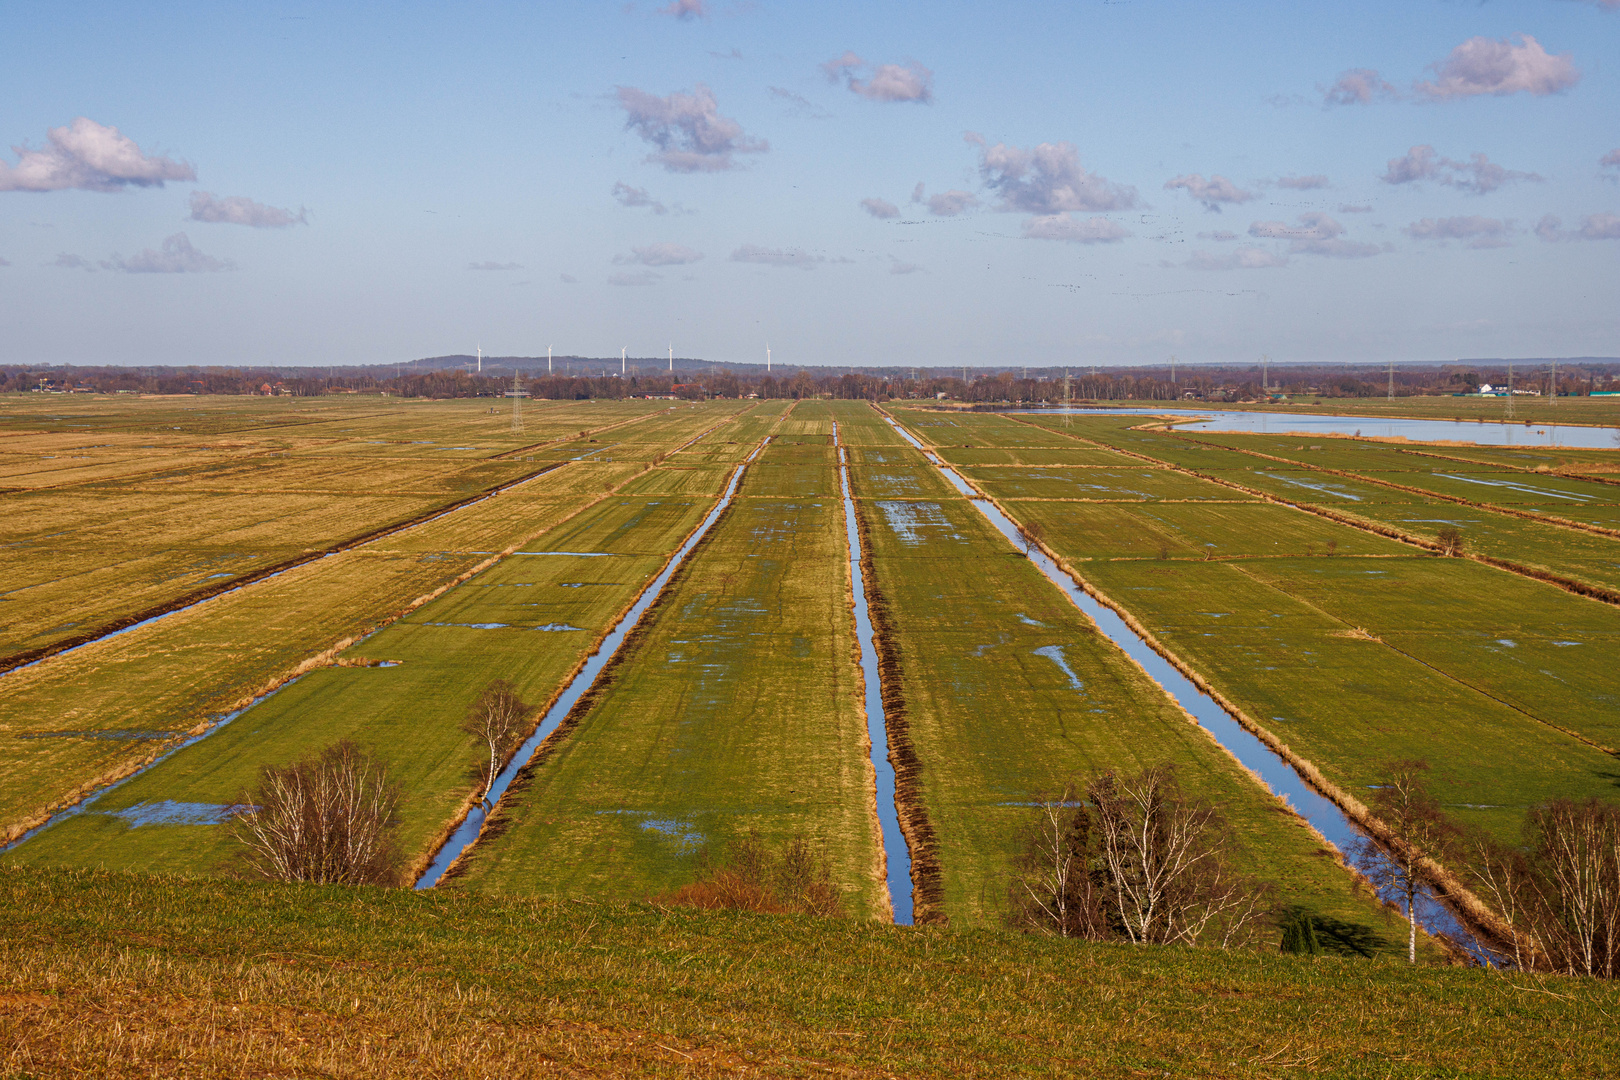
[
  {"xmin": 433, "ymin": 439, "xmax": 773, "ymax": 886},
  {"xmin": 0, "ymin": 459, "xmax": 588, "ymax": 678},
  {"xmin": 1391, "ymin": 446, "xmax": 1620, "ymax": 489},
  {"xmin": 846, "ymin": 486, "xmax": 946, "ymax": 925},
  {"xmin": 993, "ymin": 412, "xmax": 1620, "ymax": 610},
  {"xmin": 880, "ymin": 405, "xmax": 1516, "ymax": 954},
  {"xmin": 1163, "ymin": 431, "xmax": 1620, "ymax": 543},
  {"xmin": 486, "ymin": 401, "xmax": 713, "ymax": 461}
]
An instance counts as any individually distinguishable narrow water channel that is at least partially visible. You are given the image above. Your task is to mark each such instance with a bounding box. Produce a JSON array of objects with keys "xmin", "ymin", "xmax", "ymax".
[
  {"xmin": 834, "ymin": 430, "xmax": 912, "ymax": 924},
  {"xmin": 415, "ymin": 444, "xmax": 765, "ymax": 889},
  {"xmin": 880, "ymin": 412, "xmax": 1494, "ymax": 961}
]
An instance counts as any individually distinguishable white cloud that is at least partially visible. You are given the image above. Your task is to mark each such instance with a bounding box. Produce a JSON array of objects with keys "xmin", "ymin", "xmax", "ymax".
[
  {"xmin": 1185, "ymin": 247, "xmax": 1289, "ymax": 271},
  {"xmin": 52, "ymin": 253, "xmax": 95, "ymax": 271},
  {"xmin": 0, "ymin": 117, "xmax": 195, "ymax": 193},
  {"xmin": 821, "ymin": 52, "xmax": 932, "ymax": 103},
  {"xmin": 1323, "ymin": 68, "xmax": 1398, "ymax": 106},
  {"xmin": 1021, "ymin": 214, "xmax": 1131, "ymax": 244},
  {"xmin": 658, "ymin": 0, "xmax": 705, "ymax": 19},
  {"xmin": 188, "ymin": 191, "xmax": 306, "ymax": 228},
  {"xmin": 730, "ymin": 244, "xmax": 825, "ymax": 269},
  {"xmin": 1535, "ymin": 213, "xmax": 1620, "ymax": 242},
  {"xmin": 1276, "ymin": 174, "xmax": 1330, "ymax": 190},
  {"xmin": 1380, "ymin": 146, "xmax": 1540, "ymax": 195},
  {"xmin": 559, "ymin": 273, "xmax": 579, "ymax": 284},
  {"xmin": 926, "ymin": 189, "xmax": 977, "ymax": 217},
  {"xmin": 1339, "ymin": 204, "xmax": 1373, "ymax": 214},
  {"xmin": 1415, "ymin": 34, "xmax": 1580, "ymax": 100},
  {"xmin": 0, "ymin": 255, "xmax": 9, "ymax": 267},
  {"xmin": 612, "ymin": 181, "xmax": 668, "ymax": 214},
  {"xmin": 970, "ymin": 135, "xmax": 1138, "ymax": 214},
  {"xmin": 616, "ymin": 84, "xmax": 766, "ymax": 172},
  {"xmin": 468, "ymin": 261, "xmax": 522, "ymax": 270},
  {"xmin": 1403, "ymin": 216, "xmax": 1515, "ymax": 248},
  {"xmin": 1601, "ymin": 149, "xmax": 1620, "ymax": 181},
  {"xmin": 861, "ymin": 197, "xmax": 899, "ymax": 219},
  {"xmin": 889, "ymin": 258, "xmax": 923, "ymax": 275},
  {"xmin": 618, "ymin": 243, "xmax": 703, "ymax": 266},
  {"xmin": 607, "ymin": 270, "xmax": 660, "ymax": 286},
  {"xmin": 104, "ymin": 232, "xmax": 234, "ymax": 273},
  {"xmin": 1248, "ymin": 213, "xmax": 1380, "ymax": 258},
  {"xmin": 1164, "ymin": 173, "xmax": 1253, "ymax": 212}
]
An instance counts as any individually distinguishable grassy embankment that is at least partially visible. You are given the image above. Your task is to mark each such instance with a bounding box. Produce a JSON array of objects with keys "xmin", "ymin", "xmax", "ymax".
[
  {"xmin": 889, "ymin": 408, "xmax": 1620, "ymax": 844},
  {"xmin": 8, "ymin": 866, "xmax": 1620, "ymax": 1078},
  {"xmin": 839, "ymin": 404, "xmax": 1408, "ymax": 950},
  {"xmin": 0, "ymin": 395, "xmax": 680, "ymax": 662},
  {"xmin": 450, "ymin": 416, "xmax": 889, "ymax": 917},
  {"xmin": 0, "ymin": 402, "xmax": 751, "ymax": 847}
]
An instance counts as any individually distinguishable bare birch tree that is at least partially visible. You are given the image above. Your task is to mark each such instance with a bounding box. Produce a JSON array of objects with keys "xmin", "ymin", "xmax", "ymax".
[
  {"xmin": 1018, "ymin": 520, "xmax": 1046, "ymax": 559},
  {"xmin": 1354, "ymin": 760, "xmax": 1457, "ymax": 964},
  {"xmin": 462, "ymin": 679, "xmax": 532, "ymax": 803},
  {"xmin": 1009, "ymin": 787, "xmax": 1107, "ymax": 940},
  {"xmin": 234, "ymin": 741, "xmax": 402, "ymax": 886}
]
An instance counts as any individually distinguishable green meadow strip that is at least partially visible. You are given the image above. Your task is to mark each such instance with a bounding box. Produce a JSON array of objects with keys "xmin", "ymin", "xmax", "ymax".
[{"xmin": 447, "ymin": 432, "xmax": 887, "ymax": 916}]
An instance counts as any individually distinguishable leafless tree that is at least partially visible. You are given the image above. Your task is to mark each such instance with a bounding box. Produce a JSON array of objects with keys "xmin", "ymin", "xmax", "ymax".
[
  {"xmin": 462, "ymin": 679, "xmax": 532, "ymax": 803},
  {"xmin": 1354, "ymin": 760, "xmax": 1458, "ymax": 963},
  {"xmin": 1089, "ymin": 766, "xmax": 1271, "ymax": 948},
  {"xmin": 1018, "ymin": 520, "xmax": 1046, "ymax": 558},
  {"xmin": 1436, "ymin": 525, "xmax": 1465, "ymax": 557},
  {"xmin": 234, "ymin": 741, "xmax": 402, "ymax": 886},
  {"xmin": 1011, "ymin": 766, "xmax": 1270, "ymax": 949},
  {"xmin": 1470, "ymin": 799, "xmax": 1620, "ymax": 978},
  {"xmin": 1009, "ymin": 787, "xmax": 1107, "ymax": 940}
]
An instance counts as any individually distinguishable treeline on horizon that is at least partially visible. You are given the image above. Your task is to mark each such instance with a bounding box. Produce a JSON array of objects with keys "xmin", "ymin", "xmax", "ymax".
[{"xmin": 4, "ymin": 358, "xmax": 1617, "ymax": 402}]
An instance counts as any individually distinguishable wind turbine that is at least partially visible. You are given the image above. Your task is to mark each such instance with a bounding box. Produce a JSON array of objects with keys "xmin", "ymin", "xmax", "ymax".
[
  {"xmin": 766, "ymin": 343, "xmax": 772, "ymax": 374},
  {"xmin": 477, "ymin": 345, "xmax": 482, "ymax": 374},
  {"xmin": 547, "ymin": 345, "xmax": 552, "ymax": 375},
  {"xmin": 668, "ymin": 343, "xmax": 673, "ymax": 373},
  {"xmin": 621, "ymin": 347, "xmax": 626, "ymax": 376}
]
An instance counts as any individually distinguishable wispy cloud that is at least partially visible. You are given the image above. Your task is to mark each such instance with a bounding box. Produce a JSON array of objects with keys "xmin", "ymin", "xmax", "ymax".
[
  {"xmin": 730, "ymin": 243, "xmax": 825, "ymax": 269},
  {"xmin": 612, "ymin": 181, "xmax": 668, "ymax": 214},
  {"xmin": 559, "ymin": 273, "xmax": 579, "ymax": 284},
  {"xmin": 1248, "ymin": 213, "xmax": 1380, "ymax": 258},
  {"xmin": 1197, "ymin": 230, "xmax": 1239, "ymax": 242},
  {"xmin": 0, "ymin": 117, "xmax": 195, "ymax": 192},
  {"xmin": 1381, "ymin": 146, "xmax": 1541, "ymax": 195},
  {"xmin": 969, "ymin": 135, "xmax": 1138, "ymax": 214},
  {"xmin": 1276, "ymin": 174, "xmax": 1330, "ymax": 190},
  {"xmin": 821, "ymin": 52, "xmax": 932, "ymax": 103},
  {"xmin": 1185, "ymin": 247, "xmax": 1289, "ymax": 271},
  {"xmin": 889, "ymin": 257, "xmax": 923, "ymax": 275},
  {"xmin": 1415, "ymin": 35, "xmax": 1579, "ymax": 100},
  {"xmin": 861, "ymin": 197, "xmax": 899, "ymax": 219},
  {"xmin": 1601, "ymin": 149, "xmax": 1620, "ymax": 182},
  {"xmin": 1322, "ymin": 68, "xmax": 1399, "ymax": 106},
  {"xmin": 104, "ymin": 232, "xmax": 234, "ymax": 273},
  {"xmin": 1535, "ymin": 213, "xmax": 1620, "ymax": 242},
  {"xmin": 1338, "ymin": 204, "xmax": 1373, "ymax": 214},
  {"xmin": 658, "ymin": 0, "xmax": 706, "ymax": 19},
  {"xmin": 52, "ymin": 252, "xmax": 96, "ymax": 271},
  {"xmin": 616, "ymin": 242, "xmax": 703, "ymax": 266},
  {"xmin": 1021, "ymin": 214, "xmax": 1130, "ymax": 244},
  {"xmin": 768, "ymin": 86, "xmax": 832, "ymax": 120},
  {"xmin": 607, "ymin": 269, "xmax": 660, "ymax": 286},
  {"xmin": 920, "ymin": 188, "xmax": 977, "ymax": 217},
  {"xmin": 616, "ymin": 84, "xmax": 766, "ymax": 172},
  {"xmin": 1403, "ymin": 216, "xmax": 1515, "ymax": 248},
  {"xmin": 1165, "ymin": 173, "xmax": 1253, "ymax": 212},
  {"xmin": 188, "ymin": 191, "xmax": 306, "ymax": 228},
  {"xmin": 468, "ymin": 261, "xmax": 523, "ymax": 270}
]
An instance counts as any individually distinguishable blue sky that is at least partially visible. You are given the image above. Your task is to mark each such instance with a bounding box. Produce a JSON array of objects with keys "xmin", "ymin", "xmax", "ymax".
[{"xmin": 1, "ymin": 0, "xmax": 1616, "ymax": 368}]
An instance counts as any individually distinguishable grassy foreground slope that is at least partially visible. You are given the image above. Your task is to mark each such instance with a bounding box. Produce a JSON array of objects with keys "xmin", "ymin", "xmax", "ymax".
[{"xmin": 4, "ymin": 867, "xmax": 1619, "ymax": 1079}]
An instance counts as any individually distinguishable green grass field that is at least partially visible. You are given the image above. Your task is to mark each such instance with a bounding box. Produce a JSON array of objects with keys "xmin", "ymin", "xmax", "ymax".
[
  {"xmin": 450, "ymin": 422, "xmax": 888, "ymax": 915},
  {"xmin": 886, "ymin": 407, "xmax": 1620, "ymax": 844},
  {"xmin": 841, "ymin": 418, "xmax": 1409, "ymax": 950}
]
